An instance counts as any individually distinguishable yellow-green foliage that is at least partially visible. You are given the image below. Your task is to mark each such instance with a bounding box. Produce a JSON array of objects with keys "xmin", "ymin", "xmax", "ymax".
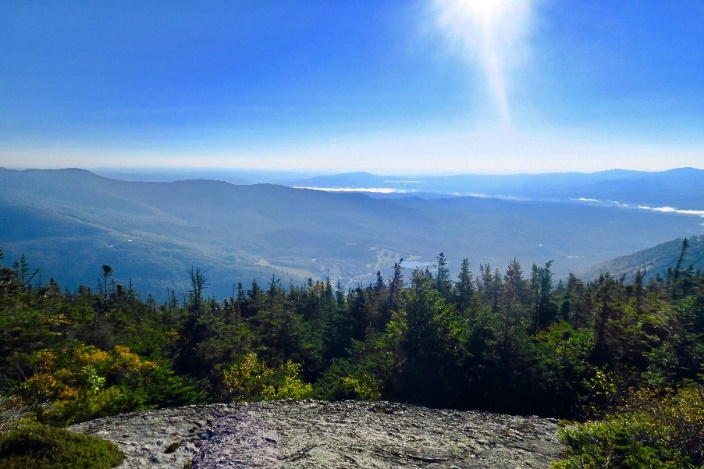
[
  {"xmin": 554, "ymin": 382, "xmax": 704, "ymax": 468},
  {"xmin": 223, "ymin": 352, "xmax": 312, "ymax": 402},
  {"xmin": 341, "ymin": 373, "xmax": 382, "ymax": 400},
  {"xmin": 20, "ymin": 343, "xmax": 158, "ymax": 426},
  {"xmin": 0, "ymin": 423, "xmax": 124, "ymax": 468}
]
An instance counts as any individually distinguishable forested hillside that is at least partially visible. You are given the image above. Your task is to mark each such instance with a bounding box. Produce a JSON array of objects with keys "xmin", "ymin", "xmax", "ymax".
[
  {"xmin": 581, "ymin": 234, "xmax": 704, "ymax": 282},
  {"xmin": 2, "ymin": 246, "xmax": 703, "ymax": 466}
]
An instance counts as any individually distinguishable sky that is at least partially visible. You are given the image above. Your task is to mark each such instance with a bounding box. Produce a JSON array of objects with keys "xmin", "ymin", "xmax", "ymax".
[{"xmin": 1, "ymin": 0, "xmax": 703, "ymax": 175}]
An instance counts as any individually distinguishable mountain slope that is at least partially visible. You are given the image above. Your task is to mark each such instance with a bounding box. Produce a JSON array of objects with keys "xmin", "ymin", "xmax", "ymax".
[{"xmin": 579, "ymin": 234, "xmax": 704, "ymax": 282}]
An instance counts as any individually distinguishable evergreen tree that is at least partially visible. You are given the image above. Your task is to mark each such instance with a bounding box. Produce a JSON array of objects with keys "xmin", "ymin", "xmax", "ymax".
[
  {"xmin": 435, "ymin": 252, "xmax": 453, "ymax": 300},
  {"xmin": 455, "ymin": 258, "xmax": 475, "ymax": 313},
  {"xmin": 502, "ymin": 258, "xmax": 526, "ymax": 353}
]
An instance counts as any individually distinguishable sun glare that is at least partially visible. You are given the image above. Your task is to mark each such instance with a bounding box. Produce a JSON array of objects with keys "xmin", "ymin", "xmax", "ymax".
[
  {"xmin": 462, "ymin": 0, "xmax": 511, "ymax": 22},
  {"xmin": 433, "ymin": 0, "xmax": 534, "ymax": 127}
]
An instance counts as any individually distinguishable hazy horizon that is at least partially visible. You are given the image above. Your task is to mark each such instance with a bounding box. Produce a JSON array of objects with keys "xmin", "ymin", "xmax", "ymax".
[
  {"xmin": 3, "ymin": 165, "xmax": 703, "ymax": 179},
  {"xmin": 2, "ymin": 2, "xmax": 703, "ymax": 174}
]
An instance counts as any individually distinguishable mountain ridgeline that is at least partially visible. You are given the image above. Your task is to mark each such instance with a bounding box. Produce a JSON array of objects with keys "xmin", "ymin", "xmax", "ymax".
[
  {"xmin": 102, "ymin": 166, "xmax": 704, "ymax": 210},
  {"xmin": 2, "ymin": 167, "xmax": 703, "ymax": 300},
  {"xmin": 284, "ymin": 167, "xmax": 704, "ymax": 209}
]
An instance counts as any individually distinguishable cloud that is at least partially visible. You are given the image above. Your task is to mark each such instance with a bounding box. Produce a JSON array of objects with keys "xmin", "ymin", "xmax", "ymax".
[
  {"xmin": 637, "ymin": 205, "xmax": 704, "ymax": 218},
  {"xmin": 432, "ymin": 0, "xmax": 536, "ymax": 127},
  {"xmin": 576, "ymin": 198, "xmax": 704, "ymax": 220}
]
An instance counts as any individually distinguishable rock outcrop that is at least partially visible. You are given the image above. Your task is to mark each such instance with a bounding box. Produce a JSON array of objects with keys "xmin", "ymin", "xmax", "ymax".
[{"xmin": 70, "ymin": 400, "xmax": 564, "ymax": 468}]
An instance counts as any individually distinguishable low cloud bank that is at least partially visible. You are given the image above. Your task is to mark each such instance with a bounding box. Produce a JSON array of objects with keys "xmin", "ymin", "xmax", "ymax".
[{"xmin": 577, "ymin": 197, "xmax": 704, "ymax": 221}]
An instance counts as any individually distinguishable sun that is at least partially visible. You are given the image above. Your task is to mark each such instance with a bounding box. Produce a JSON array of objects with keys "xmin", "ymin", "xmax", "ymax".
[
  {"xmin": 435, "ymin": 0, "xmax": 513, "ymax": 27},
  {"xmin": 462, "ymin": 0, "xmax": 512, "ymax": 22}
]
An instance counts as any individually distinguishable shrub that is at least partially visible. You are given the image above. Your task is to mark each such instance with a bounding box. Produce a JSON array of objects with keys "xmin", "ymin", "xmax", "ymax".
[
  {"xmin": 0, "ymin": 423, "xmax": 124, "ymax": 468},
  {"xmin": 20, "ymin": 342, "xmax": 205, "ymax": 426},
  {"xmin": 553, "ymin": 382, "xmax": 704, "ymax": 468},
  {"xmin": 223, "ymin": 352, "xmax": 312, "ymax": 402}
]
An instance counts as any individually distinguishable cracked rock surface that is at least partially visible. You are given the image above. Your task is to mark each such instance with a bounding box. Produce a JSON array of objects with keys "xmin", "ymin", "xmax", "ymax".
[
  {"xmin": 69, "ymin": 404, "xmax": 236, "ymax": 468},
  {"xmin": 70, "ymin": 400, "xmax": 564, "ymax": 468}
]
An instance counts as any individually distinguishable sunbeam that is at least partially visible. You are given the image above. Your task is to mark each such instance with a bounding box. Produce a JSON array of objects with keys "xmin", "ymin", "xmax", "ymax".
[{"xmin": 433, "ymin": 0, "xmax": 535, "ymax": 127}]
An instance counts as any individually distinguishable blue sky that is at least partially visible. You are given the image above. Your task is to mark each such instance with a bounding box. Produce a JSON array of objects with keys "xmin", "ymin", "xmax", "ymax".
[{"xmin": 1, "ymin": 1, "xmax": 703, "ymax": 174}]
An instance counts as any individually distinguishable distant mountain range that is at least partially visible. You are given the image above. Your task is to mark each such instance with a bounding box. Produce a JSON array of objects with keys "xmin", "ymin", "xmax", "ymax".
[
  {"xmin": 99, "ymin": 167, "xmax": 704, "ymax": 210},
  {"xmin": 1, "ymin": 168, "xmax": 703, "ymax": 300}
]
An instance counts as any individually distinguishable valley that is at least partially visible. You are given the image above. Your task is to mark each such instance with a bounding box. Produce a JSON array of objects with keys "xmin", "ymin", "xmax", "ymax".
[{"xmin": 2, "ymin": 167, "xmax": 703, "ymax": 300}]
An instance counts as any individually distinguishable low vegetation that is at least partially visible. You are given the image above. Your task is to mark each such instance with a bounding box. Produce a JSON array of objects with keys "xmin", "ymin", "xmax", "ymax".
[
  {"xmin": 0, "ymin": 423, "xmax": 124, "ymax": 468},
  {"xmin": 1, "ymin": 241, "xmax": 703, "ymax": 466},
  {"xmin": 556, "ymin": 382, "xmax": 704, "ymax": 468}
]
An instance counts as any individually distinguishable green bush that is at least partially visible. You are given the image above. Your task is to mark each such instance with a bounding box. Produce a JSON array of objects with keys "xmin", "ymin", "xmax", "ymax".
[
  {"xmin": 0, "ymin": 423, "xmax": 124, "ymax": 468},
  {"xmin": 36, "ymin": 386, "xmax": 132, "ymax": 427},
  {"xmin": 553, "ymin": 382, "xmax": 704, "ymax": 468},
  {"xmin": 554, "ymin": 415, "xmax": 682, "ymax": 468}
]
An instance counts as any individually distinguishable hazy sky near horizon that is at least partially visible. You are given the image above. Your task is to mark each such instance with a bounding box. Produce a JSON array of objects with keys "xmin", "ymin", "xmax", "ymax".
[{"xmin": 1, "ymin": 1, "xmax": 703, "ymax": 175}]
